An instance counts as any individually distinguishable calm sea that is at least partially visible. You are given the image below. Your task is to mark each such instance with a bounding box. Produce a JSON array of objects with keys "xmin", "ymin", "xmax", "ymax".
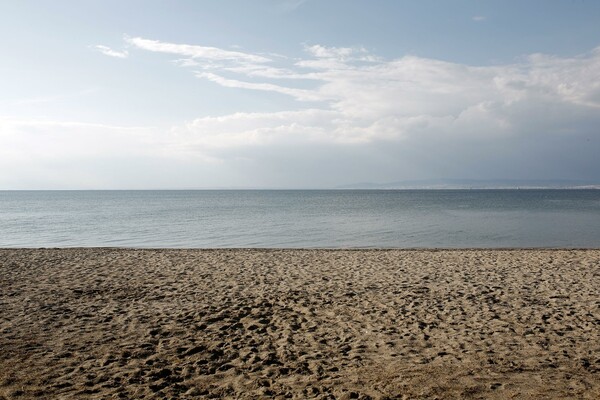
[{"xmin": 0, "ymin": 190, "xmax": 599, "ymax": 248}]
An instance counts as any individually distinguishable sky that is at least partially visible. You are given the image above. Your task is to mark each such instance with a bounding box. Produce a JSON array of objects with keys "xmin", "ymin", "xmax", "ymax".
[{"xmin": 1, "ymin": 0, "xmax": 600, "ymax": 189}]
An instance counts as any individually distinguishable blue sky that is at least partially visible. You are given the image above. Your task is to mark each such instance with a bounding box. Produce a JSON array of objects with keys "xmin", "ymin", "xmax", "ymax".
[{"xmin": 1, "ymin": 0, "xmax": 600, "ymax": 188}]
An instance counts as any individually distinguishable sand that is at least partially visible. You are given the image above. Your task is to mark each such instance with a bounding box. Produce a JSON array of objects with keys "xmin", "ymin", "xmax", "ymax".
[{"xmin": 0, "ymin": 249, "xmax": 598, "ymax": 399}]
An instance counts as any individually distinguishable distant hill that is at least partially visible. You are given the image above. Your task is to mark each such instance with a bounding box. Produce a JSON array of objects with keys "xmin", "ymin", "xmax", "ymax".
[{"xmin": 337, "ymin": 179, "xmax": 600, "ymax": 190}]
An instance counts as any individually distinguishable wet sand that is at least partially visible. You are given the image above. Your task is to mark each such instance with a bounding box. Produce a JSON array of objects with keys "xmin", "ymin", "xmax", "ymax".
[{"xmin": 0, "ymin": 249, "xmax": 599, "ymax": 399}]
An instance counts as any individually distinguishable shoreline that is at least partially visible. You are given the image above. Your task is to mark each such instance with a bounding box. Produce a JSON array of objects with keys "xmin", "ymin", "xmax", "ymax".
[{"xmin": 1, "ymin": 248, "xmax": 599, "ymax": 399}]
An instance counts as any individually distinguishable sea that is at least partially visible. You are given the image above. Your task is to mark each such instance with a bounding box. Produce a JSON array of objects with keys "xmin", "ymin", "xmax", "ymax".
[{"xmin": 0, "ymin": 190, "xmax": 599, "ymax": 248}]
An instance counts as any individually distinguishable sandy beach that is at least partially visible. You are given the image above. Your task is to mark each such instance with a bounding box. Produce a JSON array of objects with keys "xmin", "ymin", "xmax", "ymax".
[{"xmin": 0, "ymin": 249, "xmax": 598, "ymax": 399}]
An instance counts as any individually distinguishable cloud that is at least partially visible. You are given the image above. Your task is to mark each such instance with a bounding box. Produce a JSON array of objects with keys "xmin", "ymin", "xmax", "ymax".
[
  {"xmin": 5, "ymin": 38, "xmax": 600, "ymax": 187},
  {"xmin": 305, "ymin": 44, "xmax": 364, "ymax": 59},
  {"xmin": 161, "ymin": 41, "xmax": 600, "ymax": 184},
  {"xmin": 472, "ymin": 15, "xmax": 486, "ymax": 22},
  {"xmin": 194, "ymin": 72, "xmax": 323, "ymax": 101},
  {"xmin": 94, "ymin": 45, "xmax": 128, "ymax": 58},
  {"xmin": 0, "ymin": 117, "xmax": 170, "ymax": 188},
  {"xmin": 126, "ymin": 36, "xmax": 598, "ymax": 115},
  {"xmin": 169, "ymin": 109, "xmax": 341, "ymax": 150},
  {"xmin": 125, "ymin": 37, "xmax": 270, "ymax": 63},
  {"xmin": 0, "ymin": 118, "xmax": 158, "ymax": 158},
  {"xmin": 11, "ymin": 89, "xmax": 98, "ymax": 106}
]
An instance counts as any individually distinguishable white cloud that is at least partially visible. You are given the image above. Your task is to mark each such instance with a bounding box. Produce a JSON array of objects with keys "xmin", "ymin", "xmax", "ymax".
[
  {"xmin": 94, "ymin": 45, "xmax": 129, "ymax": 58},
  {"xmin": 304, "ymin": 44, "xmax": 364, "ymax": 59},
  {"xmin": 472, "ymin": 16, "xmax": 486, "ymax": 22},
  {"xmin": 4, "ymin": 38, "xmax": 600, "ymax": 187},
  {"xmin": 125, "ymin": 37, "xmax": 270, "ymax": 63},
  {"xmin": 162, "ymin": 42, "xmax": 600, "ymax": 185},
  {"xmin": 194, "ymin": 72, "xmax": 323, "ymax": 101},
  {"xmin": 127, "ymin": 36, "xmax": 597, "ymax": 114},
  {"xmin": 90, "ymin": 38, "xmax": 600, "ymax": 150},
  {"xmin": 172, "ymin": 58, "xmax": 200, "ymax": 67},
  {"xmin": 10, "ymin": 89, "xmax": 98, "ymax": 106},
  {"xmin": 0, "ymin": 118, "xmax": 159, "ymax": 158},
  {"xmin": 169, "ymin": 109, "xmax": 338, "ymax": 150}
]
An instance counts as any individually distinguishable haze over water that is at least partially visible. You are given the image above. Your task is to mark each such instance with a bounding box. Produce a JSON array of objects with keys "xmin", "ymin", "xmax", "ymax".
[{"xmin": 1, "ymin": 190, "xmax": 599, "ymax": 248}]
